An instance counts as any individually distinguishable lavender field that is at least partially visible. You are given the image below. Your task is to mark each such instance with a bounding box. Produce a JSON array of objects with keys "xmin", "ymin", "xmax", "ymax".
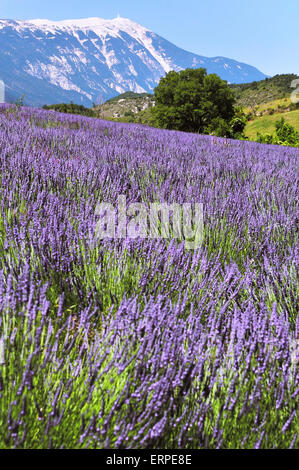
[{"xmin": 0, "ymin": 104, "xmax": 298, "ymax": 449}]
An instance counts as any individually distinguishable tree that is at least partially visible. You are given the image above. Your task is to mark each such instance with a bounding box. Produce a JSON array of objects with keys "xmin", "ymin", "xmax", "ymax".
[
  {"xmin": 230, "ymin": 117, "xmax": 247, "ymax": 136},
  {"xmin": 275, "ymin": 118, "xmax": 299, "ymax": 146},
  {"xmin": 256, "ymin": 118, "xmax": 299, "ymax": 147},
  {"xmin": 42, "ymin": 102, "xmax": 94, "ymax": 117},
  {"xmin": 152, "ymin": 68, "xmax": 236, "ymax": 135}
]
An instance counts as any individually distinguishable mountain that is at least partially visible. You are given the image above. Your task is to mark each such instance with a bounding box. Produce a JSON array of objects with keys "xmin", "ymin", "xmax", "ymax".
[{"xmin": 0, "ymin": 17, "xmax": 269, "ymax": 107}]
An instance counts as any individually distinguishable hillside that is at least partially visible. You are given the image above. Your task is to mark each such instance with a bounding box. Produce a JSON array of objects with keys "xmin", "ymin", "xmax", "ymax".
[
  {"xmin": 96, "ymin": 92, "xmax": 155, "ymax": 121},
  {"xmin": 245, "ymin": 108, "xmax": 299, "ymax": 140},
  {"xmin": 235, "ymin": 75, "xmax": 299, "ymax": 139},
  {"xmin": 96, "ymin": 74, "xmax": 299, "ymax": 137},
  {"xmin": 230, "ymin": 74, "xmax": 299, "ymax": 108},
  {"xmin": 99, "ymin": 74, "xmax": 299, "ymax": 116}
]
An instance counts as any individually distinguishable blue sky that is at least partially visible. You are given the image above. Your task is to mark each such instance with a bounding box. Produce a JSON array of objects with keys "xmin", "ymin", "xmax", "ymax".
[{"xmin": 1, "ymin": 0, "xmax": 298, "ymax": 77}]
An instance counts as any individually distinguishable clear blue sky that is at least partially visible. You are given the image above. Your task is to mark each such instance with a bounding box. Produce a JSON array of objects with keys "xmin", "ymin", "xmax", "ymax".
[{"xmin": 1, "ymin": 0, "xmax": 298, "ymax": 77}]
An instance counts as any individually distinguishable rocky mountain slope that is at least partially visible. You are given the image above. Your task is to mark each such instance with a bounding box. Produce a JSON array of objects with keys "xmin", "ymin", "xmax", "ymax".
[{"xmin": 0, "ymin": 17, "xmax": 268, "ymax": 107}]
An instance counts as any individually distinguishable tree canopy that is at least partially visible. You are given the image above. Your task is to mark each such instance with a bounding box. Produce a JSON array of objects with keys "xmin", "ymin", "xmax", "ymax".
[
  {"xmin": 42, "ymin": 102, "xmax": 94, "ymax": 117},
  {"xmin": 152, "ymin": 68, "xmax": 237, "ymax": 135}
]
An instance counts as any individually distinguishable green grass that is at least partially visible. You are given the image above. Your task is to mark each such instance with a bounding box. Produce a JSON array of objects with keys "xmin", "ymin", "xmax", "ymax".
[
  {"xmin": 244, "ymin": 97, "xmax": 294, "ymax": 114},
  {"xmin": 245, "ymin": 109, "xmax": 299, "ymax": 140}
]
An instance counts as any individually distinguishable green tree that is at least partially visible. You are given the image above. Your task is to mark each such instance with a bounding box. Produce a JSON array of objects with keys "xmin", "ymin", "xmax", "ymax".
[
  {"xmin": 257, "ymin": 118, "xmax": 299, "ymax": 147},
  {"xmin": 152, "ymin": 68, "xmax": 236, "ymax": 135},
  {"xmin": 275, "ymin": 118, "xmax": 299, "ymax": 146},
  {"xmin": 230, "ymin": 116, "xmax": 247, "ymax": 136},
  {"xmin": 42, "ymin": 102, "xmax": 94, "ymax": 117}
]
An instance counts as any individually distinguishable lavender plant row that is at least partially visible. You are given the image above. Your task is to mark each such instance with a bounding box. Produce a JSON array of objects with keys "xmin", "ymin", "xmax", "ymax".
[{"xmin": 0, "ymin": 104, "xmax": 298, "ymax": 449}]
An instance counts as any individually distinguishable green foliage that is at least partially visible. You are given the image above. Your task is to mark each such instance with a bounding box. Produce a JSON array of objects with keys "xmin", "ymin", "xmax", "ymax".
[
  {"xmin": 42, "ymin": 102, "xmax": 95, "ymax": 117},
  {"xmin": 230, "ymin": 117, "xmax": 247, "ymax": 135},
  {"xmin": 208, "ymin": 117, "xmax": 231, "ymax": 138},
  {"xmin": 15, "ymin": 95, "xmax": 25, "ymax": 108},
  {"xmin": 105, "ymin": 91, "xmax": 153, "ymax": 104},
  {"xmin": 257, "ymin": 117, "xmax": 299, "ymax": 147},
  {"xmin": 275, "ymin": 117, "xmax": 299, "ymax": 144},
  {"xmin": 152, "ymin": 68, "xmax": 236, "ymax": 135},
  {"xmin": 124, "ymin": 110, "xmax": 135, "ymax": 118}
]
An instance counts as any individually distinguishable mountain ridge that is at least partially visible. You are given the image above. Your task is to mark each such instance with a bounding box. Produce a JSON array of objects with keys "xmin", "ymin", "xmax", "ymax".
[{"xmin": 0, "ymin": 16, "xmax": 269, "ymax": 107}]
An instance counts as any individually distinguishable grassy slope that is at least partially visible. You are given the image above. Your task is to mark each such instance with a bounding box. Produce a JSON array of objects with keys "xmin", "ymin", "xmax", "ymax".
[
  {"xmin": 245, "ymin": 108, "xmax": 299, "ymax": 139},
  {"xmin": 232, "ymin": 74, "xmax": 299, "ymax": 140},
  {"xmin": 244, "ymin": 97, "xmax": 293, "ymax": 114}
]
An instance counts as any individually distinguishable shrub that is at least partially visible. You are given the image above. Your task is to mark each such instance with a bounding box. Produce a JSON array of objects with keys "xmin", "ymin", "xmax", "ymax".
[{"xmin": 257, "ymin": 118, "xmax": 299, "ymax": 147}]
